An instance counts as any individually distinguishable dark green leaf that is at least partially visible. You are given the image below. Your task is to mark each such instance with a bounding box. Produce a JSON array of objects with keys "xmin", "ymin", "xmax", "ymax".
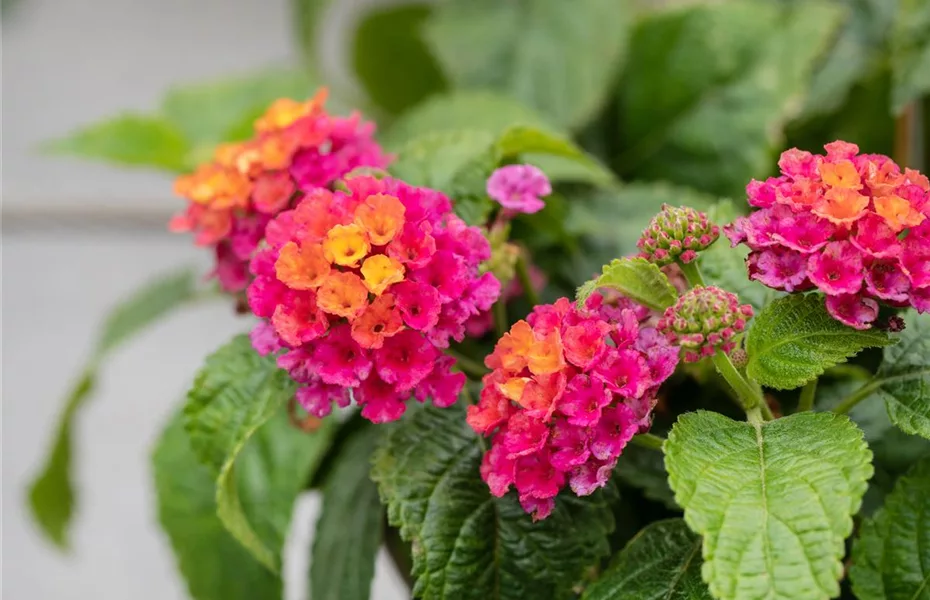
[
  {"xmin": 890, "ymin": 0, "xmax": 930, "ymax": 113},
  {"xmin": 665, "ymin": 410, "xmax": 873, "ymax": 600},
  {"xmin": 27, "ymin": 269, "xmax": 199, "ymax": 548},
  {"xmin": 613, "ymin": 444, "xmax": 678, "ymax": 511},
  {"xmin": 850, "ymin": 457, "xmax": 930, "ymax": 600},
  {"xmin": 371, "ymin": 403, "xmax": 615, "ymax": 599},
  {"xmin": 353, "ymin": 5, "xmax": 446, "ymax": 115},
  {"xmin": 424, "ymin": 0, "xmax": 634, "ymax": 129},
  {"xmin": 617, "ymin": 1, "xmax": 844, "ymax": 196},
  {"xmin": 152, "ymin": 411, "xmax": 281, "ymax": 600},
  {"xmin": 576, "ymin": 258, "xmax": 678, "ymax": 312},
  {"xmin": 746, "ymin": 294, "xmax": 894, "ymax": 390},
  {"xmin": 310, "ymin": 425, "xmax": 383, "ymax": 600},
  {"xmin": 44, "ymin": 114, "xmax": 190, "ymax": 172},
  {"xmin": 582, "ymin": 519, "xmax": 710, "ymax": 600}
]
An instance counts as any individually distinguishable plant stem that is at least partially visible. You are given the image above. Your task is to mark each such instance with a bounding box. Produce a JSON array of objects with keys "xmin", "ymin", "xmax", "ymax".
[
  {"xmin": 797, "ymin": 379, "xmax": 818, "ymax": 413},
  {"xmin": 493, "ymin": 300, "xmax": 508, "ymax": 338},
  {"xmin": 833, "ymin": 380, "xmax": 880, "ymax": 415},
  {"xmin": 677, "ymin": 259, "xmax": 705, "ymax": 288},
  {"xmin": 630, "ymin": 432, "xmax": 665, "ymax": 451},
  {"xmin": 515, "ymin": 254, "xmax": 540, "ymax": 306},
  {"xmin": 447, "ymin": 349, "xmax": 489, "ymax": 379},
  {"xmin": 711, "ymin": 352, "xmax": 772, "ymax": 420}
]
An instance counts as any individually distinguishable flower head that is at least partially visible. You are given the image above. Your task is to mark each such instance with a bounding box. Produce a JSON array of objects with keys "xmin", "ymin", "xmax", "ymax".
[
  {"xmin": 487, "ymin": 164, "xmax": 551, "ymax": 214},
  {"xmin": 249, "ymin": 175, "xmax": 499, "ymax": 423},
  {"xmin": 467, "ymin": 297, "xmax": 678, "ymax": 520},
  {"xmin": 638, "ymin": 204, "xmax": 720, "ymax": 265},
  {"xmin": 172, "ymin": 89, "xmax": 390, "ymax": 292},
  {"xmin": 727, "ymin": 141, "xmax": 930, "ymax": 328},
  {"xmin": 656, "ymin": 286, "xmax": 753, "ymax": 363}
]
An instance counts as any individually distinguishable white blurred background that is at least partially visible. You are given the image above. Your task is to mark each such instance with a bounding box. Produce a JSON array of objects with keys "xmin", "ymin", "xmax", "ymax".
[{"xmin": 2, "ymin": 0, "xmax": 407, "ymax": 597}]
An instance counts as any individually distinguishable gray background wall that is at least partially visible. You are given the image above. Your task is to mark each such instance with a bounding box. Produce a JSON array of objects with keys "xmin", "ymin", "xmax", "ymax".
[{"xmin": 2, "ymin": 0, "xmax": 407, "ymax": 597}]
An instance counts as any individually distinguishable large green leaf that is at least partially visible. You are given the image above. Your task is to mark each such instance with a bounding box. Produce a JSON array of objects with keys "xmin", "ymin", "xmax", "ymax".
[
  {"xmin": 745, "ymin": 294, "xmax": 893, "ymax": 390},
  {"xmin": 371, "ymin": 403, "xmax": 615, "ymax": 600},
  {"xmin": 27, "ymin": 269, "xmax": 199, "ymax": 548},
  {"xmin": 184, "ymin": 335, "xmax": 336, "ymax": 573},
  {"xmin": 871, "ymin": 310, "xmax": 930, "ymax": 440},
  {"xmin": 616, "ymin": 1, "xmax": 844, "ymax": 197},
  {"xmin": 152, "ymin": 411, "xmax": 281, "ymax": 600},
  {"xmin": 890, "ymin": 0, "xmax": 930, "ymax": 113},
  {"xmin": 665, "ymin": 411, "xmax": 873, "ymax": 600},
  {"xmin": 310, "ymin": 425, "xmax": 383, "ymax": 600},
  {"xmin": 850, "ymin": 457, "xmax": 930, "ymax": 600},
  {"xmin": 424, "ymin": 0, "xmax": 633, "ymax": 129},
  {"xmin": 582, "ymin": 519, "xmax": 711, "ymax": 600},
  {"xmin": 576, "ymin": 257, "xmax": 679, "ymax": 312},
  {"xmin": 352, "ymin": 4, "xmax": 446, "ymax": 115},
  {"xmin": 43, "ymin": 114, "xmax": 190, "ymax": 172}
]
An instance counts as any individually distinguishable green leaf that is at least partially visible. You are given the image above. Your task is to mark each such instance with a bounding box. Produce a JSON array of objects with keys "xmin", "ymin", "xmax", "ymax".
[
  {"xmin": 890, "ymin": 0, "xmax": 930, "ymax": 113},
  {"xmin": 292, "ymin": 0, "xmax": 334, "ymax": 72},
  {"xmin": 310, "ymin": 425, "xmax": 383, "ymax": 600},
  {"xmin": 27, "ymin": 269, "xmax": 198, "ymax": 548},
  {"xmin": 371, "ymin": 403, "xmax": 615, "ymax": 600},
  {"xmin": 582, "ymin": 519, "xmax": 711, "ymax": 600},
  {"xmin": 390, "ymin": 130, "xmax": 497, "ymax": 192},
  {"xmin": 497, "ymin": 126, "xmax": 615, "ymax": 187},
  {"xmin": 152, "ymin": 411, "xmax": 281, "ymax": 600},
  {"xmin": 850, "ymin": 456, "xmax": 930, "ymax": 600},
  {"xmin": 616, "ymin": 1, "xmax": 844, "ymax": 197},
  {"xmin": 424, "ymin": 0, "xmax": 634, "ymax": 129},
  {"xmin": 184, "ymin": 335, "xmax": 336, "ymax": 573},
  {"xmin": 352, "ymin": 5, "xmax": 446, "ymax": 115},
  {"xmin": 162, "ymin": 68, "xmax": 315, "ymax": 145},
  {"xmin": 44, "ymin": 114, "xmax": 190, "ymax": 172},
  {"xmin": 576, "ymin": 258, "xmax": 678, "ymax": 312},
  {"xmin": 872, "ymin": 311, "xmax": 930, "ymax": 439},
  {"xmin": 613, "ymin": 444, "xmax": 678, "ymax": 511},
  {"xmin": 745, "ymin": 294, "xmax": 893, "ymax": 390},
  {"xmin": 665, "ymin": 410, "xmax": 873, "ymax": 600}
]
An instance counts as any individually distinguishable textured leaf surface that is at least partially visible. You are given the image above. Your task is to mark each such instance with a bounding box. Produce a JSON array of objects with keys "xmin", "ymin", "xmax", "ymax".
[
  {"xmin": 890, "ymin": 0, "xmax": 930, "ymax": 113},
  {"xmin": 874, "ymin": 311, "xmax": 930, "ymax": 439},
  {"xmin": 665, "ymin": 411, "xmax": 873, "ymax": 600},
  {"xmin": 424, "ymin": 0, "xmax": 633, "ymax": 129},
  {"xmin": 616, "ymin": 1, "xmax": 843, "ymax": 196},
  {"xmin": 184, "ymin": 335, "xmax": 335, "ymax": 572},
  {"xmin": 576, "ymin": 258, "xmax": 678, "ymax": 312},
  {"xmin": 746, "ymin": 294, "xmax": 893, "ymax": 390},
  {"xmin": 583, "ymin": 519, "xmax": 710, "ymax": 600},
  {"xmin": 310, "ymin": 425, "xmax": 383, "ymax": 600},
  {"xmin": 27, "ymin": 269, "xmax": 198, "ymax": 548},
  {"xmin": 613, "ymin": 444, "xmax": 678, "ymax": 511},
  {"xmin": 371, "ymin": 403, "xmax": 615, "ymax": 600},
  {"xmin": 152, "ymin": 411, "xmax": 281, "ymax": 600},
  {"xmin": 850, "ymin": 457, "xmax": 930, "ymax": 600}
]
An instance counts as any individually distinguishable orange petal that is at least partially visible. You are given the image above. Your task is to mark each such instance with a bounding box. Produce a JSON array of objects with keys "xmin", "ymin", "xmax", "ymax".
[
  {"xmin": 874, "ymin": 195, "xmax": 926, "ymax": 232},
  {"xmin": 813, "ymin": 188, "xmax": 869, "ymax": 224},
  {"xmin": 498, "ymin": 377, "xmax": 530, "ymax": 402},
  {"xmin": 317, "ymin": 272, "xmax": 370, "ymax": 319},
  {"xmin": 275, "ymin": 241, "xmax": 331, "ymax": 290},
  {"xmin": 819, "ymin": 160, "xmax": 862, "ymax": 190},
  {"xmin": 355, "ymin": 194, "xmax": 406, "ymax": 245},
  {"xmin": 527, "ymin": 328, "xmax": 566, "ymax": 376}
]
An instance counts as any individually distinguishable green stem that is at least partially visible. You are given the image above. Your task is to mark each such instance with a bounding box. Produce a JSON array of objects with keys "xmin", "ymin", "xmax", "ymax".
[
  {"xmin": 711, "ymin": 352, "xmax": 772, "ymax": 420},
  {"xmin": 833, "ymin": 380, "xmax": 880, "ymax": 415},
  {"xmin": 677, "ymin": 259, "xmax": 705, "ymax": 288},
  {"xmin": 493, "ymin": 300, "xmax": 508, "ymax": 338},
  {"xmin": 447, "ymin": 349, "xmax": 490, "ymax": 379},
  {"xmin": 797, "ymin": 379, "xmax": 818, "ymax": 413},
  {"xmin": 515, "ymin": 254, "xmax": 540, "ymax": 306},
  {"xmin": 630, "ymin": 432, "xmax": 665, "ymax": 451}
]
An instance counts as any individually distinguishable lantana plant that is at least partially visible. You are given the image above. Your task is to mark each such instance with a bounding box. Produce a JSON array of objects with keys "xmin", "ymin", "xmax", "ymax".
[{"xmin": 25, "ymin": 1, "xmax": 930, "ymax": 599}]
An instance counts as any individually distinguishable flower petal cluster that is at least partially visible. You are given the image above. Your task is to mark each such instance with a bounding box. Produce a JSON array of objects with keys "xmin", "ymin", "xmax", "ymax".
[
  {"xmin": 248, "ymin": 175, "xmax": 500, "ymax": 423},
  {"xmin": 727, "ymin": 141, "xmax": 930, "ymax": 328},
  {"xmin": 487, "ymin": 164, "xmax": 552, "ymax": 214},
  {"xmin": 171, "ymin": 90, "xmax": 390, "ymax": 291},
  {"xmin": 467, "ymin": 297, "xmax": 679, "ymax": 520},
  {"xmin": 657, "ymin": 286, "xmax": 753, "ymax": 362},
  {"xmin": 638, "ymin": 204, "xmax": 720, "ymax": 265}
]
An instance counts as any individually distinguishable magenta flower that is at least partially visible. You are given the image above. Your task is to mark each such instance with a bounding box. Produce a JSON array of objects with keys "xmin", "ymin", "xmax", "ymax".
[{"xmin": 486, "ymin": 164, "xmax": 552, "ymax": 214}]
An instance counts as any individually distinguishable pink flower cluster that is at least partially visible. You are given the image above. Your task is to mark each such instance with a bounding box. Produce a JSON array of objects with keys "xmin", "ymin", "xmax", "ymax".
[
  {"xmin": 248, "ymin": 175, "xmax": 500, "ymax": 423},
  {"xmin": 727, "ymin": 141, "xmax": 930, "ymax": 328},
  {"xmin": 657, "ymin": 286, "xmax": 753, "ymax": 362},
  {"xmin": 466, "ymin": 296, "xmax": 679, "ymax": 520},
  {"xmin": 487, "ymin": 164, "xmax": 552, "ymax": 215}
]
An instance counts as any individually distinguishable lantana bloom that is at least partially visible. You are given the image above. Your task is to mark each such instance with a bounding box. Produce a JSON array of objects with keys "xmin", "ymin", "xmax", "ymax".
[
  {"xmin": 487, "ymin": 164, "xmax": 552, "ymax": 214},
  {"xmin": 727, "ymin": 141, "xmax": 930, "ymax": 328},
  {"xmin": 171, "ymin": 90, "xmax": 390, "ymax": 292},
  {"xmin": 638, "ymin": 204, "xmax": 720, "ymax": 265},
  {"xmin": 657, "ymin": 286, "xmax": 753, "ymax": 362},
  {"xmin": 248, "ymin": 175, "xmax": 500, "ymax": 423},
  {"xmin": 467, "ymin": 296, "xmax": 679, "ymax": 520}
]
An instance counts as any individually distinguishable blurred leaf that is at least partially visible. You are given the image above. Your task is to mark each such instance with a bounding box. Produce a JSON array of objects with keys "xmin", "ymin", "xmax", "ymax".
[
  {"xmin": 162, "ymin": 68, "xmax": 316, "ymax": 145},
  {"xmin": 309, "ymin": 425, "xmax": 383, "ymax": 600},
  {"xmin": 44, "ymin": 114, "xmax": 190, "ymax": 172},
  {"xmin": 497, "ymin": 126, "xmax": 616, "ymax": 187},
  {"xmin": 153, "ymin": 411, "xmax": 282, "ymax": 600},
  {"xmin": 890, "ymin": 0, "xmax": 930, "ymax": 113},
  {"xmin": 576, "ymin": 257, "xmax": 678, "ymax": 311},
  {"xmin": 424, "ymin": 0, "xmax": 634, "ymax": 130},
  {"xmin": 292, "ymin": 0, "xmax": 335, "ymax": 72},
  {"xmin": 353, "ymin": 4, "xmax": 446, "ymax": 115},
  {"xmin": 870, "ymin": 310, "xmax": 930, "ymax": 440},
  {"xmin": 390, "ymin": 129, "xmax": 497, "ymax": 191},
  {"xmin": 27, "ymin": 269, "xmax": 199, "ymax": 548},
  {"xmin": 616, "ymin": 0, "xmax": 844, "ymax": 197}
]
